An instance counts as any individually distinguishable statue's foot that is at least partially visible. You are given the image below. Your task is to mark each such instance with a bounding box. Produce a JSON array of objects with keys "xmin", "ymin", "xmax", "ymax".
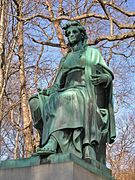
[
  {"xmin": 36, "ymin": 146, "xmax": 41, "ymax": 152},
  {"xmin": 37, "ymin": 136, "xmax": 57, "ymax": 156},
  {"xmin": 31, "ymin": 146, "xmax": 42, "ymax": 157},
  {"xmin": 83, "ymin": 145, "xmax": 96, "ymax": 161},
  {"xmin": 32, "ymin": 152, "xmax": 39, "ymax": 157}
]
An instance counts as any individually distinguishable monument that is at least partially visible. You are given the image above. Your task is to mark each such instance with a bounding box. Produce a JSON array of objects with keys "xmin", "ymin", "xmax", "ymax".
[
  {"xmin": 29, "ymin": 21, "xmax": 116, "ymax": 164},
  {"xmin": 0, "ymin": 21, "xmax": 116, "ymax": 180}
]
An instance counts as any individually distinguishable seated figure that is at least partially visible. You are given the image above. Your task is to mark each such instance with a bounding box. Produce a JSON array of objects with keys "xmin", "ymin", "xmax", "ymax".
[{"xmin": 29, "ymin": 21, "xmax": 116, "ymax": 165}]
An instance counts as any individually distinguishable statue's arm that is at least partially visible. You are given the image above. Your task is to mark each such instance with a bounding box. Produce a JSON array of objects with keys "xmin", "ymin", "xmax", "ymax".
[
  {"xmin": 90, "ymin": 48, "xmax": 113, "ymax": 87},
  {"xmin": 91, "ymin": 73, "xmax": 112, "ymax": 87}
]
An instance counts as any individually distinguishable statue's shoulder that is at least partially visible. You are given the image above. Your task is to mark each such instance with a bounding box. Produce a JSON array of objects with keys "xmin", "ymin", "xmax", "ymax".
[
  {"xmin": 85, "ymin": 46, "xmax": 99, "ymax": 53},
  {"xmin": 59, "ymin": 56, "xmax": 67, "ymax": 64},
  {"xmin": 85, "ymin": 46, "xmax": 101, "ymax": 57}
]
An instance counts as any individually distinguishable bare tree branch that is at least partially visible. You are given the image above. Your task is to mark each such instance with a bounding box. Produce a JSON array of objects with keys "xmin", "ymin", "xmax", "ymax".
[
  {"xmin": 105, "ymin": 1, "xmax": 135, "ymax": 17},
  {"xmin": 89, "ymin": 30, "xmax": 135, "ymax": 45},
  {"xmin": 31, "ymin": 37, "xmax": 62, "ymax": 48},
  {"xmin": 97, "ymin": 0, "xmax": 110, "ymax": 19}
]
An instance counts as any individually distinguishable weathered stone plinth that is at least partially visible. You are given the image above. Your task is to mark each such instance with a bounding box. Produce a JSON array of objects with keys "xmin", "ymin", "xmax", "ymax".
[{"xmin": 0, "ymin": 154, "xmax": 115, "ymax": 180}]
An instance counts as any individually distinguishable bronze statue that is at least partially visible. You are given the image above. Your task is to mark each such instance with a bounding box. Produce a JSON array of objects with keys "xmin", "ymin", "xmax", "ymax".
[{"xmin": 29, "ymin": 21, "xmax": 116, "ymax": 165}]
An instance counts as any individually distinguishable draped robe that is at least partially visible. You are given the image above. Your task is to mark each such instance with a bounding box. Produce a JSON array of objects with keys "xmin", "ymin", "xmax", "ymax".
[{"xmin": 29, "ymin": 46, "xmax": 116, "ymax": 161}]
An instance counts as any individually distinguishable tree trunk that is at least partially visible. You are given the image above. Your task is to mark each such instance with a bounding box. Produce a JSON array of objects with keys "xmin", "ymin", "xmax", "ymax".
[
  {"xmin": 0, "ymin": 0, "xmax": 6, "ymax": 122},
  {"xmin": 53, "ymin": 20, "xmax": 67, "ymax": 54},
  {"xmin": 16, "ymin": 0, "xmax": 33, "ymax": 157}
]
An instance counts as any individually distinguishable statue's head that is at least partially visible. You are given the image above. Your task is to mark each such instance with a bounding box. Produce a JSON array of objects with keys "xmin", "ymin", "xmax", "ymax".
[{"xmin": 62, "ymin": 21, "xmax": 88, "ymax": 47}]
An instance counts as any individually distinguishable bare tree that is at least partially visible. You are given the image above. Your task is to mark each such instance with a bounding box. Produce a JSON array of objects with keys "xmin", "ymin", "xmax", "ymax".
[
  {"xmin": 0, "ymin": 0, "xmax": 8, "ymax": 125},
  {"xmin": 0, "ymin": 2, "xmax": 135, "ymax": 180},
  {"xmin": 13, "ymin": 0, "xmax": 34, "ymax": 157},
  {"xmin": 0, "ymin": 0, "xmax": 8, "ymax": 160},
  {"xmin": 107, "ymin": 114, "xmax": 135, "ymax": 180}
]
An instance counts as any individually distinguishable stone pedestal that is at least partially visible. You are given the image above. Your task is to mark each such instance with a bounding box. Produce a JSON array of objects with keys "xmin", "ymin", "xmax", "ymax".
[{"xmin": 0, "ymin": 154, "xmax": 115, "ymax": 180}]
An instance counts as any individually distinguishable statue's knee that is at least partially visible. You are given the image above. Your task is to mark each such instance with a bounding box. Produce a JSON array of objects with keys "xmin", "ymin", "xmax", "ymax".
[
  {"xmin": 61, "ymin": 90, "xmax": 77, "ymax": 101},
  {"xmin": 29, "ymin": 96, "xmax": 42, "ymax": 128}
]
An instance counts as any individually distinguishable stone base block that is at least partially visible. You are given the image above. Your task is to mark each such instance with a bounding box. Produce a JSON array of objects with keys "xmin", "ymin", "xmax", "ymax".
[{"xmin": 0, "ymin": 154, "xmax": 115, "ymax": 180}]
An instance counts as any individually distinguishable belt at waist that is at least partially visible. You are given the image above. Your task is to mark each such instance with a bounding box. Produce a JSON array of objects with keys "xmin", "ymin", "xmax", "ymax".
[{"xmin": 64, "ymin": 68, "xmax": 85, "ymax": 88}]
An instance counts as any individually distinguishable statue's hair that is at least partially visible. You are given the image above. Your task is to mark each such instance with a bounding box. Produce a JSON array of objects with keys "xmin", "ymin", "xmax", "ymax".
[{"xmin": 62, "ymin": 21, "xmax": 88, "ymax": 46}]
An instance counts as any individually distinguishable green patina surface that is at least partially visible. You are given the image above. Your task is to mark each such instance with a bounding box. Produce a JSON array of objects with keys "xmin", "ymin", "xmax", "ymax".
[
  {"xmin": 29, "ymin": 21, "xmax": 116, "ymax": 165},
  {"xmin": 0, "ymin": 156, "xmax": 40, "ymax": 169}
]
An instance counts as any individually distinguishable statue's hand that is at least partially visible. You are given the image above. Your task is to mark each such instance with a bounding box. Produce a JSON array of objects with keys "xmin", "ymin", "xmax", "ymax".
[
  {"xmin": 37, "ymin": 88, "xmax": 48, "ymax": 95},
  {"xmin": 91, "ymin": 74, "xmax": 109, "ymax": 86},
  {"xmin": 37, "ymin": 85, "xmax": 57, "ymax": 96},
  {"xmin": 46, "ymin": 86, "xmax": 57, "ymax": 95}
]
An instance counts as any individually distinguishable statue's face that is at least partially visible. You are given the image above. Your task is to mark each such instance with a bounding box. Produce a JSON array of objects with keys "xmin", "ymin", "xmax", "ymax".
[{"xmin": 66, "ymin": 27, "xmax": 82, "ymax": 45}]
